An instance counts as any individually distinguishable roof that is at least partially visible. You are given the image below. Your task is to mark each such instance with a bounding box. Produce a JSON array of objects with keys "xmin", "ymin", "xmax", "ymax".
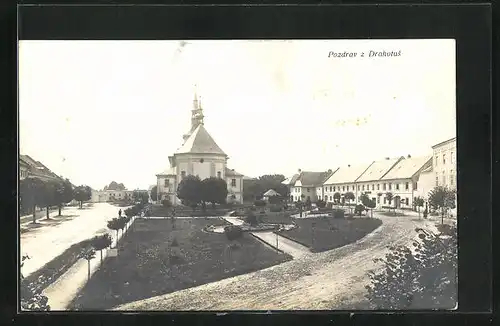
[
  {"xmin": 175, "ymin": 124, "xmax": 226, "ymax": 156},
  {"xmin": 156, "ymin": 167, "xmax": 176, "ymax": 176},
  {"xmin": 323, "ymin": 163, "xmax": 372, "ymax": 185},
  {"xmin": 296, "ymin": 171, "xmax": 333, "ymax": 187},
  {"xmin": 282, "ymin": 174, "xmax": 300, "ymax": 185},
  {"xmin": 263, "ymin": 189, "xmax": 280, "ymax": 197},
  {"xmin": 20, "ymin": 154, "xmax": 62, "ymax": 180},
  {"xmin": 225, "ymin": 167, "xmax": 244, "ymax": 177},
  {"xmin": 356, "ymin": 157, "xmax": 403, "ymax": 182},
  {"xmin": 381, "ymin": 156, "xmax": 432, "ymax": 180},
  {"xmin": 432, "ymin": 137, "xmax": 456, "ymax": 149}
]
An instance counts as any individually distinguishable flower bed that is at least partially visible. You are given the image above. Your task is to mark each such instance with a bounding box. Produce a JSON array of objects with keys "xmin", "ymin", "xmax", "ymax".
[
  {"xmin": 69, "ymin": 218, "xmax": 292, "ymax": 310},
  {"xmin": 277, "ymin": 217, "xmax": 382, "ymax": 253}
]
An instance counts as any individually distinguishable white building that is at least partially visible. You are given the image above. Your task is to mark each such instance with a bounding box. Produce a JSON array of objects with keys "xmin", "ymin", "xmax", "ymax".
[
  {"xmin": 379, "ymin": 155, "xmax": 433, "ymax": 208},
  {"xmin": 321, "ymin": 164, "xmax": 371, "ymax": 203},
  {"xmin": 290, "ymin": 169, "xmax": 333, "ymax": 202},
  {"xmin": 431, "ymin": 137, "xmax": 456, "ymax": 190},
  {"xmin": 155, "ymin": 90, "xmax": 244, "ymax": 206}
]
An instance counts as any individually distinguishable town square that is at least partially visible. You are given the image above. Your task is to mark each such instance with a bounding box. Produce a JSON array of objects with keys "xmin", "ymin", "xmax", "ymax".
[{"xmin": 19, "ymin": 39, "xmax": 457, "ymax": 311}]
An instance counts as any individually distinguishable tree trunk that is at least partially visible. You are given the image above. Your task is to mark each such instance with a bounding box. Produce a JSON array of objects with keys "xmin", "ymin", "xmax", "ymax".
[
  {"xmin": 46, "ymin": 206, "xmax": 50, "ymax": 220},
  {"xmin": 87, "ymin": 260, "xmax": 91, "ymax": 280},
  {"xmin": 116, "ymin": 230, "xmax": 119, "ymax": 247},
  {"xmin": 58, "ymin": 205, "xmax": 62, "ymax": 216},
  {"xmin": 100, "ymin": 250, "xmax": 103, "ymax": 264},
  {"xmin": 32, "ymin": 204, "xmax": 36, "ymax": 224}
]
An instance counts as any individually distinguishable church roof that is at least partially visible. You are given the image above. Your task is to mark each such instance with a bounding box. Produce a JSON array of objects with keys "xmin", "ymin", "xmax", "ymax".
[{"xmin": 175, "ymin": 124, "xmax": 226, "ymax": 156}]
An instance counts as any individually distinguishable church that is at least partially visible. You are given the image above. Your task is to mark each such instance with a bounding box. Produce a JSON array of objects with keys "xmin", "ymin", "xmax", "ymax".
[{"xmin": 155, "ymin": 89, "xmax": 244, "ymax": 206}]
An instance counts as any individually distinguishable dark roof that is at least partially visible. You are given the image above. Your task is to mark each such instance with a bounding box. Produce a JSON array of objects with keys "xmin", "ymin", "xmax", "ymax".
[
  {"xmin": 431, "ymin": 137, "xmax": 456, "ymax": 149},
  {"xmin": 175, "ymin": 124, "xmax": 226, "ymax": 156},
  {"xmin": 282, "ymin": 174, "xmax": 300, "ymax": 186},
  {"xmin": 297, "ymin": 171, "xmax": 333, "ymax": 187}
]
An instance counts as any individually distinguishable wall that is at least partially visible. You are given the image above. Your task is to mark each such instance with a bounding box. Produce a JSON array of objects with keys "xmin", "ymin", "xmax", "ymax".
[{"xmin": 226, "ymin": 175, "xmax": 243, "ymax": 204}]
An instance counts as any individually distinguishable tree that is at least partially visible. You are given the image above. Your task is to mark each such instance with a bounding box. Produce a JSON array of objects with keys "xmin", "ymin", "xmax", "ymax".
[
  {"xmin": 177, "ymin": 175, "xmax": 202, "ymax": 211},
  {"xmin": 150, "ymin": 185, "xmax": 158, "ymax": 202},
  {"xmin": 107, "ymin": 218, "xmax": 122, "ymax": 247},
  {"xmin": 365, "ymin": 223, "xmax": 457, "ymax": 309},
  {"xmin": 201, "ymin": 177, "xmax": 228, "ymax": 209},
  {"xmin": 344, "ymin": 192, "xmax": 355, "ymax": 214},
  {"xmin": 40, "ymin": 181, "xmax": 58, "ymax": 220},
  {"xmin": 305, "ymin": 197, "xmax": 312, "ymax": 210},
  {"xmin": 133, "ymin": 190, "xmax": 149, "ymax": 204},
  {"xmin": 81, "ymin": 248, "xmax": 96, "ymax": 281},
  {"xmin": 53, "ymin": 179, "xmax": 74, "ymax": 216},
  {"xmin": 20, "ymin": 254, "xmax": 50, "ymax": 311},
  {"xmin": 360, "ymin": 193, "xmax": 376, "ymax": 218},
  {"xmin": 428, "ymin": 186, "xmax": 456, "ymax": 224},
  {"xmin": 385, "ymin": 192, "xmax": 394, "ymax": 214},
  {"xmin": 20, "ymin": 177, "xmax": 46, "ymax": 223},
  {"xmin": 333, "ymin": 192, "xmax": 341, "ymax": 204},
  {"xmin": 243, "ymin": 174, "xmax": 289, "ymax": 202},
  {"xmin": 413, "ymin": 196, "xmax": 425, "ymax": 218},
  {"xmin": 74, "ymin": 185, "xmax": 92, "ymax": 209},
  {"xmin": 91, "ymin": 233, "xmax": 112, "ymax": 264}
]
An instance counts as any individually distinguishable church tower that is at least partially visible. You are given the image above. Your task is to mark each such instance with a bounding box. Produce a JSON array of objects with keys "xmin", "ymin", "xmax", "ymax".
[{"xmin": 183, "ymin": 85, "xmax": 204, "ymax": 142}]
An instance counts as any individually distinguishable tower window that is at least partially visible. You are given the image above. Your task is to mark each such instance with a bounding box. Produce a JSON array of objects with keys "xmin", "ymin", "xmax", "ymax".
[
  {"xmin": 164, "ymin": 179, "xmax": 169, "ymax": 187},
  {"xmin": 217, "ymin": 171, "xmax": 221, "ymax": 178},
  {"xmin": 231, "ymin": 179, "xmax": 236, "ymax": 187}
]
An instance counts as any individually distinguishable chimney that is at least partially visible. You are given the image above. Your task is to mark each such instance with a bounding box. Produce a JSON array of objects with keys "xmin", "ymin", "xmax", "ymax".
[{"xmin": 407, "ymin": 154, "xmax": 411, "ymax": 158}]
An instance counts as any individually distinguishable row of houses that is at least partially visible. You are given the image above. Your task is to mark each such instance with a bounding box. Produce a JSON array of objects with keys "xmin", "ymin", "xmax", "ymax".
[
  {"xmin": 283, "ymin": 137, "xmax": 457, "ymax": 209},
  {"xmin": 91, "ymin": 189, "xmax": 149, "ymax": 203}
]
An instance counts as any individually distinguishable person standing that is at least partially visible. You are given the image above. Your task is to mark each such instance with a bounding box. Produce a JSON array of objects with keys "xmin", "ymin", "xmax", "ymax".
[{"xmin": 118, "ymin": 209, "xmax": 122, "ymax": 217}]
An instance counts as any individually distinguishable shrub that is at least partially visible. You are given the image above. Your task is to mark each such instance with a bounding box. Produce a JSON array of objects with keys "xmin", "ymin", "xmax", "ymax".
[
  {"xmin": 254, "ymin": 199, "xmax": 266, "ymax": 207},
  {"xmin": 316, "ymin": 199, "xmax": 327, "ymax": 208},
  {"xmin": 224, "ymin": 225, "xmax": 243, "ymax": 241},
  {"xmin": 249, "ymin": 206, "xmax": 257, "ymax": 211},
  {"xmin": 354, "ymin": 204, "xmax": 365, "ymax": 216},
  {"xmin": 244, "ymin": 213, "xmax": 259, "ymax": 226},
  {"xmin": 326, "ymin": 202, "xmax": 333, "ymax": 209},
  {"xmin": 365, "ymin": 224, "xmax": 457, "ymax": 309}
]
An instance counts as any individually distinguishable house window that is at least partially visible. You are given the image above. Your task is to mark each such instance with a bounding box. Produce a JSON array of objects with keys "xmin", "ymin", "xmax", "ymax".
[
  {"xmin": 307, "ymin": 188, "xmax": 310, "ymax": 192},
  {"xmin": 435, "ymin": 155, "xmax": 439, "ymax": 166},
  {"xmin": 377, "ymin": 184, "xmax": 380, "ymax": 190},
  {"xmin": 384, "ymin": 197, "xmax": 387, "ymax": 204},
  {"xmin": 342, "ymin": 186, "xmax": 345, "ymax": 191},
  {"xmin": 330, "ymin": 196, "xmax": 332, "ymax": 201},
  {"xmin": 405, "ymin": 182, "xmax": 409, "ymax": 190},
  {"xmin": 217, "ymin": 171, "xmax": 221, "ymax": 178},
  {"xmin": 395, "ymin": 184, "xmax": 399, "ymax": 190},
  {"xmin": 372, "ymin": 184, "xmax": 375, "ymax": 190},
  {"xmin": 362, "ymin": 185, "xmax": 365, "ymax": 191},
  {"xmin": 231, "ymin": 179, "xmax": 236, "ymax": 187},
  {"xmin": 383, "ymin": 183, "xmax": 387, "ymax": 190},
  {"xmin": 333, "ymin": 186, "xmax": 336, "ymax": 191},
  {"xmin": 436, "ymin": 173, "xmax": 439, "ymax": 186},
  {"xmin": 164, "ymin": 179, "xmax": 169, "ymax": 187},
  {"xmin": 377, "ymin": 197, "xmax": 380, "ymax": 204},
  {"xmin": 414, "ymin": 182, "xmax": 418, "ymax": 190},
  {"xmin": 181, "ymin": 171, "xmax": 186, "ymax": 179},
  {"xmin": 451, "ymin": 152, "xmax": 454, "ymax": 164},
  {"xmin": 442, "ymin": 171, "xmax": 446, "ymax": 185},
  {"xmin": 357, "ymin": 185, "xmax": 360, "ymax": 191},
  {"xmin": 324, "ymin": 187, "xmax": 327, "ymax": 192},
  {"xmin": 443, "ymin": 154, "xmax": 446, "ymax": 164},
  {"xmin": 405, "ymin": 198, "xmax": 409, "ymax": 205},
  {"xmin": 329, "ymin": 186, "xmax": 332, "ymax": 192},
  {"xmin": 389, "ymin": 183, "xmax": 392, "ymax": 190}
]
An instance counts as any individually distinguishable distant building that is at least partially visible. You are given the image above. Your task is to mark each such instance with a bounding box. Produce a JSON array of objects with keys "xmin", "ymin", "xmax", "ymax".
[
  {"xmin": 262, "ymin": 189, "xmax": 280, "ymax": 202},
  {"xmin": 431, "ymin": 137, "xmax": 456, "ymax": 190},
  {"xmin": 155, "ymin": 88, "xmax": 244, "ymax": 205}
]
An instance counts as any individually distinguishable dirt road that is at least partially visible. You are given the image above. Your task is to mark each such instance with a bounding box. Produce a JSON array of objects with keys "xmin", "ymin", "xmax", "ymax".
[{"xmin": 116, "ymin": 214, "xmax": 440, "ymax": 311}]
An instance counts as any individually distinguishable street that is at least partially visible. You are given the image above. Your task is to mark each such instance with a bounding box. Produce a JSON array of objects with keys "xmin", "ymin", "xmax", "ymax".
[{"xmin": 21, "ymin": 203, "xmax": 124, "ymax": 277}]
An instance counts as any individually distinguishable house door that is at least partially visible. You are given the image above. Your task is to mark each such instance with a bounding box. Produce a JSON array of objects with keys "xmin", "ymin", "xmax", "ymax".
[{"xmin": 394, "ymin": 196, "xmax": 401, "ymax": 208}]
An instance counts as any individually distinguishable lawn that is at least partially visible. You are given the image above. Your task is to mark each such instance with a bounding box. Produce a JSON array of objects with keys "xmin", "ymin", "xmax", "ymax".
[
  {"xmin": 277, "ymin": 217, "xmax": 382, "ymax": 253},
  {"xmin": 69, "ymin": 218, "xmax": 292, "ymax": 310},
  {"xmin": 150, "ymin": 204, "xmax": 230, "ymax": 217}
]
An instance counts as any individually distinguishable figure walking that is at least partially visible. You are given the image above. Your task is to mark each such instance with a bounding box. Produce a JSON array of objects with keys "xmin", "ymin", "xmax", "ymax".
[{"xmin": 118, "ymin": 209, "xmax": 122, "ymax": 217}]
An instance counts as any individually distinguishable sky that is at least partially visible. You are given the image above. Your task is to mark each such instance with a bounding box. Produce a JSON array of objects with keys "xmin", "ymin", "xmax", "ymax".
[{"xmin": 19, "ymin": 39, "xmax": 456, "ymax": 190}]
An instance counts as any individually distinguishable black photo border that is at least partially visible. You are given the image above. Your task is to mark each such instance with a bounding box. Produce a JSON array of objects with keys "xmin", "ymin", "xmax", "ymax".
[{"xmin": 1, "ymin": 2, "xmax": 494, "ymax": 326}]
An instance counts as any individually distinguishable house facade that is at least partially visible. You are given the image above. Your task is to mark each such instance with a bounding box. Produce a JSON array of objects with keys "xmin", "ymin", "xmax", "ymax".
[
  {"xmin": 290, "ymin": 169, "xmax": 333, "ymax": 202},
  {"xmin": 432, "ymin": 137, "xmax": 456, "ymax": 190},
  {"xmin": 322, "ymin": 164, "xmax": 372, "ymax": 204}
]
